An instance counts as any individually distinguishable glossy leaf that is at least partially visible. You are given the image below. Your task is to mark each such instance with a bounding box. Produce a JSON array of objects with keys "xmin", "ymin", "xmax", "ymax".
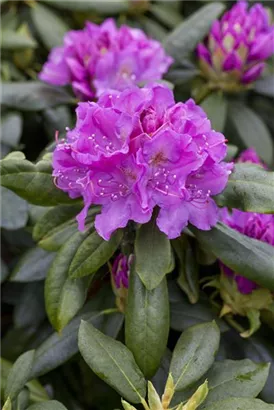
[
  {"xmin": 170, "ymin": 322, "xmax": 220, "ymax": 391},
  {"xmin": 41, "ymin": 0, "xmax": 129, "ymax": 13},
  {"xmin": 1, "ymin": 187, "xmax": 28, "ymax": 230},
  {"xmin": 172, "ymin": 236, "xmax": 199, "ymax": 304},
  {"xmin": 78, "ymin": 321, "xmax": 146, "ymax": 403},
  {"xmin": 26, "ymin": 401, "xmax": 68, "ymax": 410},
  {"xmin": 163, "ymin": 3, "xmax": 225, "ymax": 64},
  {"xmin": 215, "ymin": 164, "xmax": 274, "ymax": 213},
  {"xmin": 203, "ymin": 398, "xmax": 274, "ymax": 410},
  {"xmin": 10, "ymin": 247, "xmax": 55, "ymax": 282},
  {"xmin": 229, "ymin": 102, "xmax": 273, "ymax": 165},
  {"xmin": 135, "ymin": 219, "xmax": 174, "ymax": 290},
  {"xmin": 201, "ymin": 359, "xmax": 270, "ymax": 407},
  {"xmin": 201, "ymin": 92, "xmax": 227, "ymax": 132},
  {"xmin": 192, "ymin": 223, "xmax": 274, "ymax": 291},
  {"xmin": 0, "ymin": 154, "xmax": 75, "ymax": 206},
  {"xmin": 125, "ymin": 267, "xmax": 169, "ymax": 378},
  {"xmin": 69, "ymin": 230, "xmax": 122, "ymax": 278},
  {"xmin": 13, "ymin": 282, "xmax": 45, "ymax": 330},
  {"xmin": 1, "ymin": 82, "xmax": 74, "ymax": 111},
  {"xmin": 45, "ymin": 231, "xmax": 90, "ymax": 331},
  {"xmin": 5, "ymin": 350, "xmax": 35, "ymax": 400},
  {"xmin": 31, "ymin": 3, "xmax": 69, "ymax": 49}
]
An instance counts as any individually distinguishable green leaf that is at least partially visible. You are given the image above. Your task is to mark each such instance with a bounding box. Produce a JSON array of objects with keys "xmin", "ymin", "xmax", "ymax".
[
  {"xmin": 41, "ymin": 0, "xmax": 129, "ymax": 13},
  {"xmin": 5, "ymin": 350, "xmax": 35, "ymax": 400},
  {"xmin": 1, "ymin": 28, "xmax": 37, "ymax": 50},
  {"xmin": 125, "ymin": 267, "xmax": 169, "ymax": 378},
  {"xmin": 45, "ymin": 231, "xmax": 90, "ymax": 331},
  {"xmin": 1, "ymin": 357, "xmax": 49, "ymax": 403},
  {"xmin": 33, "ymin": 204, "xmax": 83, "ymax": 251},
  {"xmin": 10, "ymin": 247, "xmax": 55, "ymax": 282},
  {"xmin": 135, "ymin": 218, "xmax": 174, "ymax": 290},
  {"xmin": 26, "ymin": 401, "xmax": 68, "ymax": 410},
  {"xmin": 170, "ymin": 322, "xmax": 220, "ymax": 391},
  {"xmin": 141, "ymin": 17, "xmax": 167, "ymax": 42},
  {"xmin": 203, "ymin": 398, "xmax": 274, "ymax": 410},
  {"xmin": 3, "ymin": 397, "xmax": 12, "ymax": 410},
  {"xmin": 229, "ymin": 102, "xmax": 273, "ymax": 165},
  {"xmin": 1, "ymin": 111, "xmax": 23, "ymax": 148},
  {"xmin": 215, "ymin": 164, "xmax": 274, "ymax": 213},
  {"xmin": 225, "ymin": 144, "xmax": 238, "ymax": 162},
  {"xmin": 13, "ymin": 282, "xmax": 45, "ymax": 330},
  {"xmin": 201, "ymin": 359, "xmax": 270, "ymax": 408},
  {"xmin": 192, "ymin": 223, "xmax": 274, "ymax": 291},
  {"xmin": 201, "ymin": 92, "xmax": 227, "ymax": 132},
  {"xmin": 69, "ymin": 229, "xmax": 122, "ymax": 278},
  {"xmin": 165, "ymin": 68, "xmax": 199, "ymax": 85},
  {"xmin": 255, "ymin": 76, "xmax": 274, "ymax": 98},
  {"xmin": 150, "ymin": 3, "xmax": 182, "ymax": 28},
  {"xmin": 1, "ymin": 82, "xmax": 74, "ymax": 111},
  {"xmin": 1, "ymin": 187, "xmax": 28, "ymax": 230},
  {"xmin": 172, "ymin": 236, "xmax": 199, "ymax": 304},
  {"xmin": 78, "ymin": 321, "xmax": 146, "ymax": 403},
  {"xmin": 31, "ymin": 3, "xmax": 69, "ymax": 49},
  {"xmin": 31, "ymin": 288, "xmax": 120, "ymax": 378},
  {"xmin": 0, "ymin": 154, "xmax": 75, "ymax": 206},
  {"xmin": 163, "ymin": 3, "xmax": 225, "ymax": 64}
]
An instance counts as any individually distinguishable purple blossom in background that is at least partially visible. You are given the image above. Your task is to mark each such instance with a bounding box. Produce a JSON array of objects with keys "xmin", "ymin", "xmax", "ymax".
[
  {"xmin": 197, "ymin": 1, "xmax": 274, "ymax": 87},
  {"xmin": 112, "ymin": 253, "xmax": 132, "ymax": 289},
  {"xmin": 221, "ymin": 148, "xmax": 274, "ymax": 294},
  {"xmin": 53, "ymin": 84, "xmax": 232, "ymax": 240},
  {"xmin": 39, "ymin": 19, "xmax": 173, "ymax": 100}
]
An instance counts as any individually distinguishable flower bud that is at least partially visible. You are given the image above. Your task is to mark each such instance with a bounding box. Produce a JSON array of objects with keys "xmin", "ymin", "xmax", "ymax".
[
  {"xmin": 182, "ymin": 380, "xmax": 209, "ymax": 410},
  {"xmin": 197, "ymin": 1, "xmax": 274, "ymax": 91},
  {"xmin": 147, "ymin": 381, "xmax": 162, "ymax": 410},
  {"xmin": 161, "ymin": 373, "xmax": 175, "ymax": 409},
  {"xmin": 111, "ymin": 254, "xmax": 133, "ymax": 313},
  {"xmin": 121, "ymin": 399, "xmax": 138, "ymax": 410}
]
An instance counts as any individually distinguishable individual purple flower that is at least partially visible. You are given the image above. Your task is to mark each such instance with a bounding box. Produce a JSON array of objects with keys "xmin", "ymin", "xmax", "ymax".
[
  {"xmin": 53, "ymin": 83, "xmax": 232, "ymax": 241},
  {"xmin": 197, "ymin": 1, "xmax": 274, "ymax": 88},
  {"xmin": 220, "ymin": 148, "xmax": 274, "ymax": 294},
  {"xmin": 39, "ymin": 19, "xmax": 173, "ymax": 100}
]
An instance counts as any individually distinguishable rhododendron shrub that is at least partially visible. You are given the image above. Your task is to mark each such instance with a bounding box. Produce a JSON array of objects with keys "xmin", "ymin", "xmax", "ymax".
[
  {"xmin": 1, "ymin": 1, "xmax": 274, "ymax": 409},
  {"xmin": 53, "ymin": 84, "xmax": 232, "ymax": 240}
]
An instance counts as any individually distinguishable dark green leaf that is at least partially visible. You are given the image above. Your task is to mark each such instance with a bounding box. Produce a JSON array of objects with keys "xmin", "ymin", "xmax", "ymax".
[
  {"xmin": 1, "ymin": 187, "xmax": 28, "ymax": 230},
  {"xmin": 192, "ymin": 223, "xmax": 274, "ymax": 291},
  {"xmin": 165, "ymin": 68, "xmax": 199, "ymax": 85},
  {"xmin": 1, "ymin": 82, "xmax": 74, "ymax": 111},
  {"xmin": 201, "ymin": 359, "xmax": 270, "ymax": 408},
  {"xmin": 42, "ymin": 106, "xmax": 72, "ymax": 140},
  {"xmin": 1, "ymin": 111, "xmax": 22, "ymax": 148},
  {"xmin": 201, "ymin": 92, "xmax": 227, "ymax": 132},
  {"xmin": 135, "ymin": 219, "xmax": 174, "ymax": 290},
  {"xmin": 172, "ymin": 236, "xmax": 199, "ymax": 304},
  {"xmin": 1, "ymin": 29, "xmax": 37, "ymax": 50},
  {"xmin": 225, "ymin": 144, "xmax": 238, "ymax": 162},
  {"xmin": 203, "ymin": 398, "xmax": 274, "ymax": 410},
  {"xmin": 26, "ymin": 401, "xmax": 68, "ymax": 410},
  {"xmin": 33, "ymin": 204, "xmax": 83, "ymax": 251},
  {"xmin": 0, "ymin": 154, "xmax": 75, "ymax": 206},
  {"xmin": 69, "ymin": 230, "xmax": 122, "ymax": 278},
  {"xmin": 255, "ymin": 76, "xmax": 274, "ymax": 98},
  {"xmin": 45, "ymin": 231, "xmax": 90, "ymax": 331},
  {"xmin": 5, "ymin": 350, "xmax": 35, "ymax": 400},
  {"xmin": 125, "ymin": 267, "xmax": 169, "ymax": 378},
  {"xmin": 215, "ymin": 164, "xmax": 274, "ymax": 213},
  {"xmin": 150, "ymin": 3, "xmax": 182, "ymax": 28},
  {"xmin": 78, "ymin": 321, "xmax": 146, "ymax": 403},
  {"xmin": 1, "ymin": 259, "xmax": 9, "ymax": 283},
  {"xmin": 170, "ymin": 322, "xmax": 220, "ymax": 391},
  {"xmin": 10, "ymin": 247, "xmax": 55, "ymax": 282},
  {"xmin": 13, "ymin": 282, "xmax": 45, "ymax": 330},
  {"xmin": 163, "ymin": 3, "xmax": 225, "ymax": 64},
  {"xmin": 141, "ymin": 17, "xmax": 167, "ymax": 42},
  {"xmin": 229, "ymin": 102, "xmax": 273, "ymax": 165},
  {"xmin": 31, "ymin": 3, "xmax": 69, "ymax": 49},
  {"xmin": 41, "ymin": 0, "xmax": 129, "ymax": 13}
]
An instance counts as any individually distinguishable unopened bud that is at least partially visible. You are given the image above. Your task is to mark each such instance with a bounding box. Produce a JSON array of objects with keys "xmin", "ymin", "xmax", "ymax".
[
  {"xmin": 121, "ymin": 399, "xmax": 138, "ymax": 410},
  {"xmin": 162, "ymin": 373, "xmax": 175, "ymax": 409},
  {"xmin": 182, "ymin": 380, "xmax": 208, "ymax": 410},
  {"xmin": 147, "ymin": 381, "xmax": 162, "ymax": 410}
]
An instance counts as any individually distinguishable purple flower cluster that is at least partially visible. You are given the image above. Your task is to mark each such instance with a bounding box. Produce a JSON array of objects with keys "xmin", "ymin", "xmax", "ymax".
[
  {"xmin": 39, "ymin": 19, "xmax": 173, "ymax": 100},
  {"xmin": 197, "ymin": 1, "xmax": 274, "ymax": 86},
  {"xmin": 221, "ymin": 148, "xmax": 274, "ymax": 294},
  {"xmin": 53, "ymin": 84, "xmax": 232, "ymax": 240}
]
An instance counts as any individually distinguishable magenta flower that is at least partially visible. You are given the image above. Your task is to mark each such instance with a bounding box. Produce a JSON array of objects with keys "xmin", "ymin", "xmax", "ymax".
[
  {"xmin": 112, "ymin": 253, "xmax": 133, "ymax": 289},
  {"xmin": 39, "ymin": 19, "xmax": 173, "ymax": 100},
  {"xmin": 197, "ymin": 1, "xmax": 274, "ymax": 88},
  {"xmin": 220, "ymin": 148, "xmax": 274, "ymax": 294},
  {"xmin": 53, "ymin": 84, "xmax": 232, "ymax": 240}
]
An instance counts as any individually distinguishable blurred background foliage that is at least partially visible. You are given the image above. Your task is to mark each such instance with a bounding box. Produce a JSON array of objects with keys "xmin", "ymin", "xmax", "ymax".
[{"xmin": 1, "ymin": 1, "xmax": 274, "ymax": 409}]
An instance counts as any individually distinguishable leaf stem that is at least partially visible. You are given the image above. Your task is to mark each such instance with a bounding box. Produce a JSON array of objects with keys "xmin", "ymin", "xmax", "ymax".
[
  {"xmin": 141, "ymin": 397, "xmax": 150, "ymax": 410},
  {"xmin": 225, "ymin": 315, "xmax": 245, "ymax": 333},
  {"xmin": 101, "ymin": 308, "xmax": 120, "ymax": 315}
]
